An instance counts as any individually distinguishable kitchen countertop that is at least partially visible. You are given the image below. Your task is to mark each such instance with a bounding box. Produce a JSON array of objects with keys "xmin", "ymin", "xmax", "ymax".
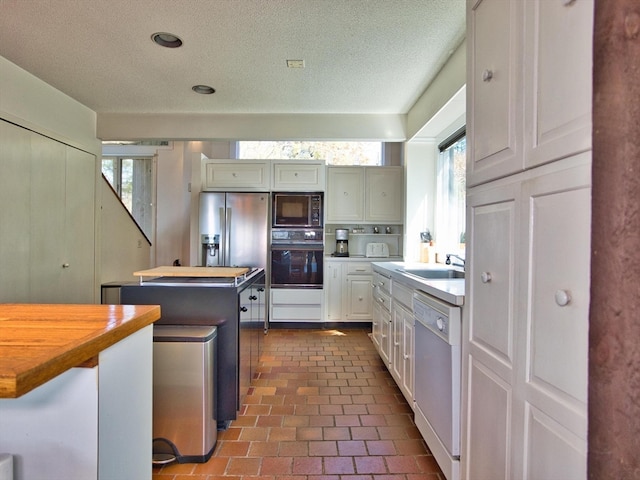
[
  {"xmin": 0, "ymin": 303, "xmax": 161, "ymax": 398},
  {"xmin": 325, "ymin": 255, "xmax": 402, "ymax": 262},
  {"xmin": 371, "ymin": 261, "xmax": 465, "ymax": 306}
]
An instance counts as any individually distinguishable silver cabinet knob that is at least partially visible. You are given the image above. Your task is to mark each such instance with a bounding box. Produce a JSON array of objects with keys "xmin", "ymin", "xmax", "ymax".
[
  {"xmin": 481, "ymin": 271, "xmax": 492, "ymax": 283},
  {"xmin": 482, "ymin": 69, "xmax": 494, "ymax": 82},
  {"xmin": 555, "ymin": 290, "xmax": 571, "ymax": 307},
  {"xmin": 62, "ymin": 263, "xmax": 70, "ymax": 268}
]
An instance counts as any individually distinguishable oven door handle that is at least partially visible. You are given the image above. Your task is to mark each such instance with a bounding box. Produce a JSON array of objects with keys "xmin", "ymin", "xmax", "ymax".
[{"xmin": 270, "ymin": 244, "xmax": 324, "ymax": 251}]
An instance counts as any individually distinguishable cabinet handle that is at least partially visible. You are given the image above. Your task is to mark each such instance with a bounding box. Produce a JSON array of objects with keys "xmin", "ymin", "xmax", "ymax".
[
  {"xmin": 554, "ymin": 290, "xmax": 572, "ymax": 307},
  {"xmin": 481, "ymin": 271, "xmax": 492, "ymax": 283},
  {"xmin": 482, "ymin": 69, "xmax": 494, "ymax": 82},
  {"xmin": 404, "ymin": 354, "xmax": 409, "ymax": 360},
  {"xmin": 62, "ymin": 263, "xmax": 70, "ymax": 268},
  {"xmin": 343, "ymin": 191, "xmax": 349, "ymax": 196},
  {"xmin": 232, "ymin": 172, "xmax": 237, "ymax": 177},
  {"xmin": 249, "ymin": 295, "xmax": 257, "ymax": 300},
  {"xmin": 240, "ymin": 306, "xmax": 248, "ymax": 312},
  {"xmin": 358, "ymin": 296, "xmax": 363, "ymax": 301},
  {"xmin": 294, "ymin": 172, "xmax": 298, "ymax": 176}
]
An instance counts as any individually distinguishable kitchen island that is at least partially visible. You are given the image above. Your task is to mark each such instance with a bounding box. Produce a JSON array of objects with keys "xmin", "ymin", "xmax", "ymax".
[
  {"xmin": 121, "ymin": 266, "xmax": 266, "ymax": 428},
  {"xmin": 0, "ymin": 303, "xmax": 161, "ymax": 480}
]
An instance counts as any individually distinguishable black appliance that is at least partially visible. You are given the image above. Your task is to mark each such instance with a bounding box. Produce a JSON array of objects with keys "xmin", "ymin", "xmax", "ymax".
[
  {"xmin": 271, "ymin": 228, "xmax": 323, "ymax": 288},
  {"xmin": 272, "ymin": 192, "xmax": 323, "ymax": 228}
]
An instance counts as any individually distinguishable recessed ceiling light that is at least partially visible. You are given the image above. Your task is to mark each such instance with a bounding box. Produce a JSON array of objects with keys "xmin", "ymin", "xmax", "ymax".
[
  {"xmin": 151, "ymin": 32, "xmax": 183, "ymax": 48},
  {"xmin": 192, "ymin": 85, "xmax": 216, "ymax": 95}
]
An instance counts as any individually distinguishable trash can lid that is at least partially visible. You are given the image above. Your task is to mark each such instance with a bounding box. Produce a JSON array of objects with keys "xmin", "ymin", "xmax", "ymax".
[{"xmin": 153, "ymin": 325, "xmax": 217, "ymax": 342}]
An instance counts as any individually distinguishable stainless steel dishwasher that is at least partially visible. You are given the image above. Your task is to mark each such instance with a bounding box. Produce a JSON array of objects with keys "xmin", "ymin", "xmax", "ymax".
[{"xmin": 152, "ymin": 325, "xmax": 217, "ymax": 465}]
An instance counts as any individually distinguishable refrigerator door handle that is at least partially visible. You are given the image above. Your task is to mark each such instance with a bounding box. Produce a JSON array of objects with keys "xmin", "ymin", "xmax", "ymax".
[
  {"xmin": 225, "ymin": 207, "xmax": 232, "ymax": 266},
  {"xmin": 218, "ymin": 207, "xmax": 226, "ymax": 266}
]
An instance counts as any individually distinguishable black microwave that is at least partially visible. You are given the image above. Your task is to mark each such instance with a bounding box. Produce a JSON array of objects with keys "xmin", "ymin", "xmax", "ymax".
[{"xmin": 272, "ymin": 192, "xmax": 323, "ymax": 228}]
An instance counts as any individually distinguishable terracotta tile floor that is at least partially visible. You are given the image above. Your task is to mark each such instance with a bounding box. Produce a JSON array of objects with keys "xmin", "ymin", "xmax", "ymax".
[{"xmin": 153, "ymin": 328, "xmax": 445, "ymax": 480}]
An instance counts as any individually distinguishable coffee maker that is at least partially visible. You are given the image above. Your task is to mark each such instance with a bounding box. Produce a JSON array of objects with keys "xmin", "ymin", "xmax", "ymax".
[{"xmin": 334, "ymin": 229, "xmax": 349, "ymax": 257}]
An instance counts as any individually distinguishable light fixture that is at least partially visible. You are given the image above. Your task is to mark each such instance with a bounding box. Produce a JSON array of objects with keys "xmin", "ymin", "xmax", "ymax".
[
  {"xmin": 151, "ymin": 32, "xmax": 183, "ymax": 48},
  {"xmin": 192, "ymin": 85, "xmax": 216, "ymax": 95},
  {"xmin": 286, "ymin": 59, "xmax": 305, "ymax": 69}
]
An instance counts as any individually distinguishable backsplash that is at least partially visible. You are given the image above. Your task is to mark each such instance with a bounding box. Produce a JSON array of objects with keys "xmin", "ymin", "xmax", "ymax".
[{"xmin": 325, "ymin": 224, "xmax": 403, "ymax": 257}]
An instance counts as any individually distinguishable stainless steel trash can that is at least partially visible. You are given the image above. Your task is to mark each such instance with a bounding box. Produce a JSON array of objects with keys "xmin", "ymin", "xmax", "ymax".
[{"xmin": 152, "ymin": 325, "xmax": 217, "ymax": 465}]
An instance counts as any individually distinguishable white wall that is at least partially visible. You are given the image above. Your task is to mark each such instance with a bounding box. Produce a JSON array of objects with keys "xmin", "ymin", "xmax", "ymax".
[
  {"xmin": 404, "ymin": 142, "xmax": 437, "ymax": 262},
  {"xmin": 406, "ymin": 39, "xmax": 466, "ymax": 141},
  {"xmin": 100, "ymin": 178, "xmax": 151, "ymax": 283}
]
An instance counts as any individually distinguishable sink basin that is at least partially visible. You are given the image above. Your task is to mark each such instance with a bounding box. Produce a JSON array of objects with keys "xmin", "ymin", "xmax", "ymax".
[{"xmin": 398, "ymin": 268, "xmax": 465, "ymax": 280}]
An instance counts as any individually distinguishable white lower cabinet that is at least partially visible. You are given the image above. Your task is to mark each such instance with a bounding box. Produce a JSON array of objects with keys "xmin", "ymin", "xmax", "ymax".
[
  {"xmin": 324, "ymin": 260, "xmax": 379, "ymax": 322},
  {"xmin": 372, "ymin": 270, "xmax": 392, "ymax": 365},
  {"xmin": 0, "ymin": 326, "xmax": 153, "ymax": 480},
  {"xmin": 391, "ymin": 298, "xmax": 415, "ymax": 409},
  {"xmin": 463, "ymin": 155, "xmax": 590, "ymax": 480},
  {"xmin": 270, "ymin": 288, "xmax": 323, "ymax": 323},
  {"xmin": 391, "ymin": 284, "xmax": 414, "ymax": 406}
]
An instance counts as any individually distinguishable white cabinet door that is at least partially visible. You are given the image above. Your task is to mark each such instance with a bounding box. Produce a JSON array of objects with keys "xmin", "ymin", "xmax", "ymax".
[
  {"xmin": 365, "ymin": 167, "xmax": 404, "ymax": 223},
  {"xmin": 0, "ymin": 120, "xmax": 31, "ymax": 302},
  {"xmin": 463, "ymin": 177, "xmax": 520, "ymax": 480},
  {"xmin": 326, "ymin": 166, "xmax": 404, "ymax": 224},
  {"xmin": 29, "ymin": 132, "xmax": 66, "ymax": 302},
  {"xmin": 273, "ymin": 162, "xmax": 326, "ymax": 191},
  {"xmin": 344, "ymin": 262, "xmax": 373, "ymax": 322},
  {"xmin": 523, "ymin": 0, "xmax": 593, "ymax": 168},
  {"xmin": 64, "ymin": 146, "xmax": 96, "ymax": 303},
  {"xmin": 346, "ymin": 276, "xmax": 373, "ymax": 321},
  {"xmin": 401, "ymin": 308, "xmax": 414, "ymax": 405},
  {"xmin": 326, "ymin": 167, "xmax": 364, "ymax": 222},
  {"xmin": 467, "ymin": 0, "xmax": 523, "ymax": 187},
  {"xmin": 202, "ymin": 160, "xmax": 270, "ymax": 191},
  {"xmin": 519, "ymin": 155, "xmax": 590, "ymax": 479},
  {"xmin": 325, "ymin": 261, "xmax": 344, "ymax": 321}
]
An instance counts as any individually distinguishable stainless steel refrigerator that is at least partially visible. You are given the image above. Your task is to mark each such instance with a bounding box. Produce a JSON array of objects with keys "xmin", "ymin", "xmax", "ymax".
[{"xmin": 199, "ymin": 192, "xmax": 269, "ymax": 270}]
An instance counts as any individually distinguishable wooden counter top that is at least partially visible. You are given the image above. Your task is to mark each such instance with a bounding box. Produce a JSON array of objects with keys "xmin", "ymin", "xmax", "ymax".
[
  {"xmin": 0, "ymin": 303, "xmax": 161, "ymax": 398},
  {"xmin": 133, "ymin": 266, "xmax": 249, "ymax": 278}
]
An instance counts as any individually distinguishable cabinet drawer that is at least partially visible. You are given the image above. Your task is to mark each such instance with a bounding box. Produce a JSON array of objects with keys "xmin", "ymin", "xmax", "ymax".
[
  {"xmin": 373, "ymin": 272, "xmax": 391, "ymax": 294},
  {"xmin": 271, "ymin": 305, "xmax": 322, "ymax": 320},
  {"xmin": 392, "ymin": 281, "xmax": 413, "ymax": 310},
  {"xmin": 271, "ymin": 288, "xmax": 322, "ymax": 305},
  {"xmin": 347, "ymin": 262, "xmax": 372, "ymax": 275},
  {"xmin": 373, "ymin": 288, "xmax": 391, "ymax": 312}
]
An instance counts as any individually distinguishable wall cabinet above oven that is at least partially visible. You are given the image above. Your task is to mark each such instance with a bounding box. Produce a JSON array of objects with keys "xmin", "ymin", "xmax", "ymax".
[
  {"xmin": 272, "ymin": 161, "xmax": 326, "ymax": 191},
  {"xmin": 326, "ymin": 166, "xmax": 404, "ymax": 224},
  {"xmin": 201, "ymin": 159, "xmax": 326, "ymax": 192}
]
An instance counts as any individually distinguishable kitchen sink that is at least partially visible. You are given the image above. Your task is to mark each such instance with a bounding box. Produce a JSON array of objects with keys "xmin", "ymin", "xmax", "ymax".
[{"xmin": 397, "ymin": 268, "xmax": 465, "ymax": 280}]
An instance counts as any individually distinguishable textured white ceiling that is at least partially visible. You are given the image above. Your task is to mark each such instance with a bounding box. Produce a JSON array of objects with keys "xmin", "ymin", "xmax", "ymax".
[{"xmin": 0, "ymin": 0, "xmax": 465, "ymax": 116}]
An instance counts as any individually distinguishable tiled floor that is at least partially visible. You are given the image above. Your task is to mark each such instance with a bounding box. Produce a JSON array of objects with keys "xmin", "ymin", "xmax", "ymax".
[{"xmin": 153, "ymin": 328, "xmax": 445, "ymax": 480}]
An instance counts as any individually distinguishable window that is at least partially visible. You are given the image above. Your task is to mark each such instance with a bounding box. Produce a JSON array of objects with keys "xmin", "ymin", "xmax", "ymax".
[
  {"xmin": 101, "ymin": 157, "xmax": 153, "ymax": 239},
  {"xmin": 237, "ymin": 141, "xmax": 382, "ymax": 165},
  {"xmin": 434, "ymin": 128, "xmax": 466, "ymax": 254}
]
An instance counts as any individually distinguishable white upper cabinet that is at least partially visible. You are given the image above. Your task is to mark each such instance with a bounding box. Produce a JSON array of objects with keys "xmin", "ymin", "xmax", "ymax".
[
  {"xmin": 365, "ymin": 167, "xmax": 404, "ymax": 223},
  {"xmin": 326, "ymin": 167, "xmax": 365, "ymax": 222},
  {"xmin": 467, "ymin": 0, "xmax": 523, "ymax": 187},
  {"xmin": 202, "ymin": 160, "xmax": 271, "ymax": 191},
  {"xmin": 326, "ymin": 166, "xmax": 404, "ymax": 224},
  {"xmin": 523, "ymin": 0, "xmax": 593, "ymax": 168},
  {"xmin": 272, "ymin": 162, "xmax": 326, "ymax": 191}
]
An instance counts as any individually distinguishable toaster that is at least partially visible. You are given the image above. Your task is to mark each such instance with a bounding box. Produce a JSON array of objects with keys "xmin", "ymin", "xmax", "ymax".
[{"xmin": 365, "ymin": 242, "xmax": 389, "ymax": 258}]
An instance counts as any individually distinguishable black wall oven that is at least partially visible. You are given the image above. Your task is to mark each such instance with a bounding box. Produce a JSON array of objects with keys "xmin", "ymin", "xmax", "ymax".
[{"xmin": 271, "ymin": 228, "xmax": 323, "ymax": 288}]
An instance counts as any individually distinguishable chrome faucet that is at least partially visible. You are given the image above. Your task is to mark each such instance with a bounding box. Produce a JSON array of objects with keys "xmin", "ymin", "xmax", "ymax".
[{"xmin": 445, "ymin": 254, "xmax": 465, "ymax": 268}]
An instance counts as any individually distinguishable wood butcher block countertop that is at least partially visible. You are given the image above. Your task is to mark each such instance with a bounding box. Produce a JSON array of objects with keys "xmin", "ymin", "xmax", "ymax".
[
  {"xmin": 0, "ymin": 303, "xmax": 161, "ymax": 398},
  {"xmin": 133, "ymin": 266, "xmax": 249, "ymax": 278}
]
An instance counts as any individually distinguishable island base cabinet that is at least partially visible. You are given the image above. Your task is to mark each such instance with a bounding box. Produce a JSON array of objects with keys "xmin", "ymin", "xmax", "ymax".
[{"xmin": 0, "ymin": 326, "xmax": 153, "ymax": 480}]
